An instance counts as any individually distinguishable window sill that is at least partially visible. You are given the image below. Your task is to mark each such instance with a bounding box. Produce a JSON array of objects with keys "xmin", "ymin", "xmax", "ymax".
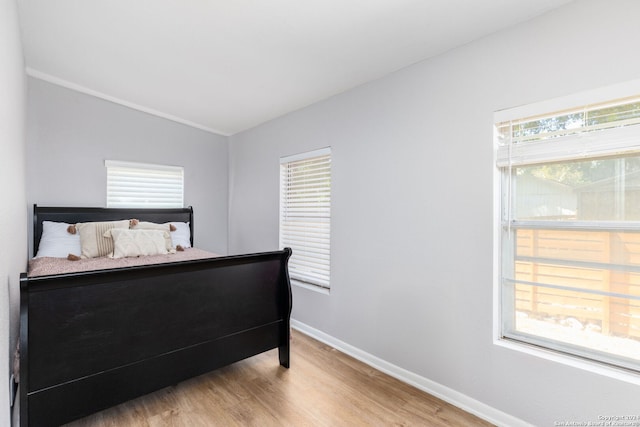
[
  {"xmin": 494, "ymin": 337, "xmax": 640, "ymax": 386},
  {"xmin": 291, "ymin": 279, "xmax": 330, "ymax": 295}
]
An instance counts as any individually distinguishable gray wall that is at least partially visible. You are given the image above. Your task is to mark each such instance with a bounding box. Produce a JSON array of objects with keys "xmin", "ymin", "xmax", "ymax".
[
  {"xmin": 228, "ymin": 1, "xmax": 640, "ymax": 425},
  {"xmin": 26, "ymin": 78, "xmax": 229, "ymax": 255},
  {"xmin": 0, "ymin": 0, "xmax": 27, "ymax": 424}
]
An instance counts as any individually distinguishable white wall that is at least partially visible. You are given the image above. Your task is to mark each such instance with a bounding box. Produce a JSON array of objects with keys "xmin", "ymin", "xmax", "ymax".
[
  {"xmin": 26, "ymin": 78, "xmax": 229, "ymax": 255},
  {"xmin": 229, "ymin": 1, "xmax": 640, "ymax": 425},
  {"xmin": 0, "ymin": 0, "xmax": 27, "ymax": 424}
]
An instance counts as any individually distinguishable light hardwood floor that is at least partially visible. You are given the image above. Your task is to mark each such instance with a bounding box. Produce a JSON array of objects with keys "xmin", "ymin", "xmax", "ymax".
[{"xmin": 64, "ymin": 330, "xmax": 494, "ymax": 426}]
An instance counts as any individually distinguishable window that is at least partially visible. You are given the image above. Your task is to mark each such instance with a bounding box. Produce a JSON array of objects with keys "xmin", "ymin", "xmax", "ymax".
[
  {"xmin": 495, "ymin": 85, "xmax": 640, "ymax": 373},
  {"xmin": 105, "ymin": 160, "xmax": 184, "ymax": 208},
  {"xmin": 280, "ymin": 148, "xmax": 331, "ymax": 290}
]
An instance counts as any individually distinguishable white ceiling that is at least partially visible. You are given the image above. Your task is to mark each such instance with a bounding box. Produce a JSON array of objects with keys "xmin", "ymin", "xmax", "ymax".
[{"xmin": 18, "ymin": 0, "xmax": 573, "ymax": 136}]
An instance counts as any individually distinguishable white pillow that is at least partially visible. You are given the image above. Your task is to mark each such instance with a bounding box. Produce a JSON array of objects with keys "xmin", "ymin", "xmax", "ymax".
[
  {"xmin": 107, "ymin": 229, "xmax": 173, "ymax": 259},
  {"xmin": 35, "ymin": 221, "xmax": 81, "ymax": 258},
  {"xmin": 169, "ymin": 222, "xmax": 191, "ymax": 248}
]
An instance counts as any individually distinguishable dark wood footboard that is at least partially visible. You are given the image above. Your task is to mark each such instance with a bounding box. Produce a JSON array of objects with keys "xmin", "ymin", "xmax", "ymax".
[
  {"xmin": 19, "ymin": 206, "xmax": 292, "ymax": 427},
  {"xmin": 20, "ymin": 249, "xmax": 292, "ymax": 427}
]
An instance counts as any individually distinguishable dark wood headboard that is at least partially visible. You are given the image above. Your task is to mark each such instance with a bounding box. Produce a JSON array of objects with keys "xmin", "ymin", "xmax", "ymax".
[{"xmin": 32, "ymin": 205, "xmax": 194, "ymax": 254}]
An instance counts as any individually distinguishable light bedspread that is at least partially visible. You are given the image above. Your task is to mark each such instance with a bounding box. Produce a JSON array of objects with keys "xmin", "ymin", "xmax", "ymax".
[{"xmin": 28, "ymin": 247, "xmax": 219, "ymax": 277}]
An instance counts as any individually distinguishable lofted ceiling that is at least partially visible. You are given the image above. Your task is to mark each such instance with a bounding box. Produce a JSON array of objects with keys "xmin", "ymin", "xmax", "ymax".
[{"xmin": 18, "ymin": 0, "xmax": 573, "ymax": 136}]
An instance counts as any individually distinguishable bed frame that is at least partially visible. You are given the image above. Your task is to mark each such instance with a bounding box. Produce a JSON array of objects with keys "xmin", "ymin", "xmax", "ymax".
[{"xmin": 19, "ymin": 205, "xmax": 292, "ymax": 427}]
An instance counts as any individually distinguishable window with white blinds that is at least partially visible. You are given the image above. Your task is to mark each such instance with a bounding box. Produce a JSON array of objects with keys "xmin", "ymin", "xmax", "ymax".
[
  {"xmin": 280, "ymin": 148, "xmax": 331, "ymax": 290},
  {"xmin": 495, "ymin": 84, "xmax": 640, "ymax": 373},
  {"xmin": 105, "ymin": 160, "xmax": 184, "ymax": 208}
]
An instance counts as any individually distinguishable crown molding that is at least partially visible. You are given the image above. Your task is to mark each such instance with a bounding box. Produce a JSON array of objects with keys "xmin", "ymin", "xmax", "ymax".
[{"xmin": 26, "ymin": 67, "xmax": 230, "ymax": 136}]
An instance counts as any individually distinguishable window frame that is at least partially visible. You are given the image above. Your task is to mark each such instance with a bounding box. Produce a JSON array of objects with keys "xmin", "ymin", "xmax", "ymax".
[
  {"xmin": 279, "ymin": 147, "xmax": 332, "ymax": 293},
  {"xmin": 493, "ymin": 79, "xmax": 640, "ymax": 383},
  {"xmin": 105, "ymin": 160, "xmax": 184, "ymax": 208}
]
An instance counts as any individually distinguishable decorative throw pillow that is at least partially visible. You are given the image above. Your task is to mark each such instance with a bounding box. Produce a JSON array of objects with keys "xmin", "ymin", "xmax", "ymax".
[
  {"xmin": 130, "ymin": 220, "xmax": 175, "ymax": 250},
  {"xmin": 75, "ymin": 220, "xmax": 130, "ymax": 258},
  {"xmin": 35, "ymin": 221, "xmax": 81, "ymax": 258},
  {"xmin": 106, "ymin": 228, "xmax": 172, "ymax": 259}
]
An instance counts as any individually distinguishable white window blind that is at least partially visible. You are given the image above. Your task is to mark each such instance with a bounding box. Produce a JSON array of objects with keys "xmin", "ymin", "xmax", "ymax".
[
  {"xmin": 280, "ymin": 148, "xmax": 331, "ymax": 289},
  {"xmin": 495, "ymin": 87, "xmax": 640, "ymax": 373},
  {"xmin": 496, "ymin": 95, "xmax": 640, "ymax": 167},
  {"xmin": 106, "ymin": 160, "xmax": 184, "ymax": 208}
]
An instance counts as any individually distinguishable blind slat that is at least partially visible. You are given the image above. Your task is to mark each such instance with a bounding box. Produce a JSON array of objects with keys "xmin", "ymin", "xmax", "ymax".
[{"xmin": 106, "ymin": 161, "xmax": 184, "ymax": 208}]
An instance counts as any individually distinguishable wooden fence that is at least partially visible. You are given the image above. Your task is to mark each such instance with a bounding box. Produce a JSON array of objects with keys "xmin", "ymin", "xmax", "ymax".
[{"xmin": 514, "ymin": 228, "xmax": 640, "ymax": 340}]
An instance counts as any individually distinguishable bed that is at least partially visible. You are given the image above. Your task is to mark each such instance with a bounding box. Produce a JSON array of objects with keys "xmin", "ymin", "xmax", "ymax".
[{"xmin": 19, "ymin": 205, "xmax": 292, "ymax": 427}]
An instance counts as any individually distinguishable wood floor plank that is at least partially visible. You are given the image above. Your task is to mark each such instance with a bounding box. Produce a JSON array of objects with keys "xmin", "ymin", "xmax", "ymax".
[{"xmin": 63, "ymin": 330, "xmax": 494, "ymax": 427}]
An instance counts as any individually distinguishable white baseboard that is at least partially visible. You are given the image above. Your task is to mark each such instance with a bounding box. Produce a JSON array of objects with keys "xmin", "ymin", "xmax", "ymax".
[{"xmin": 291, "ymin": 319, "xmax": 532, "ymax": 427}]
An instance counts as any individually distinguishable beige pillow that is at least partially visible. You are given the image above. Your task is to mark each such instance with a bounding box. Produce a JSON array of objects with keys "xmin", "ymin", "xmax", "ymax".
[
  {"xmin": 75, "ymin": 220, "xmax": 130, "ymax": 258},
  {"xmin": 106, "ymin": 228, "xmax": 173, "ymax": 259},
  {"xmin": 130, "ymin": 221, "xmax": 171, "ymax": 231},
  {"xmin": 130, "ymin": 221, "xmax": 174, "ymax": 250}
]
